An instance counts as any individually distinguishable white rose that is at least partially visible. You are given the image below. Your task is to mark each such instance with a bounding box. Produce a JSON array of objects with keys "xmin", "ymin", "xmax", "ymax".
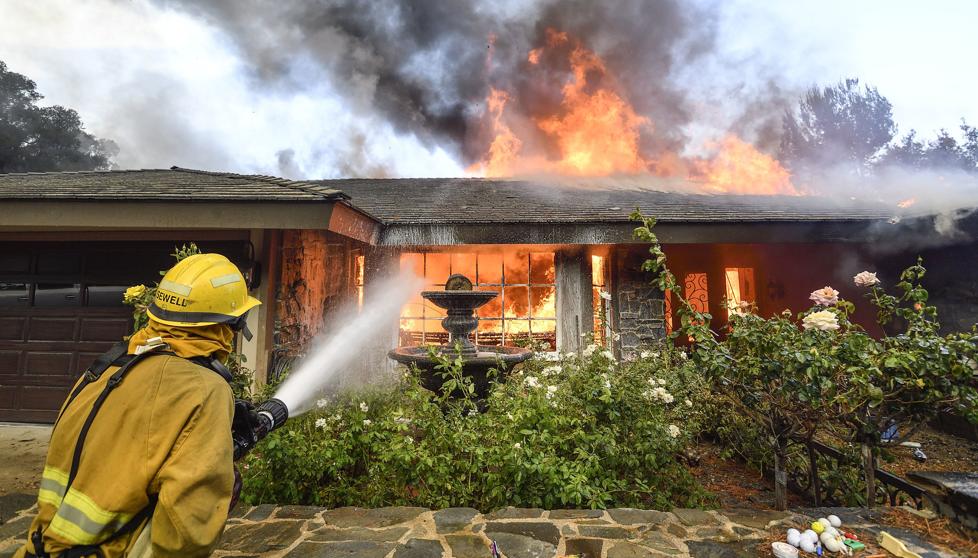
[
  {"xmin": 685, "ymin": 399, "xmax": 693, "ymax": 407},
  {"xmin": 582, "ymin": 344, "xmax": 598, "ymax": 357},
  {"xmin": 854, "ymin": 271, "xmax": 880, "ymax": 287},
  {"xmin": 524, "ymin": 376, "xmax": 540, "ymax": 388},
  {"xmin": 802, "ymin": 309, "xmax": 840, "ymax": 331},
  {"xmin": 600, "ymin": 350, "xmax": 615, "ymax": 361},
  {"xmin": 514, "ymin": 442, "xmax": 522, "ymax": 449},
  {"xmin": 359, "ymin": 402, "xmax": 369, "ymax": 412},
  {"xmin": 668, "ymin": 424, "xmax": 681, "ymax": 438},
  {"xmin": 315, "ymin": 418, "xmax": 327, "ymax": 429},
  {"xmin": 316, "ymin": 398, "xmax": 328, "ymax": 409}
]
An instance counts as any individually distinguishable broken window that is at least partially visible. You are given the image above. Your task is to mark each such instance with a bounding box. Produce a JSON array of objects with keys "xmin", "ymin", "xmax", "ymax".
[
  {"xmin": 724, "ymin": 267, "xmax": 755, "ymax": 316},
  {"xmin": 354, "ymin": 253, "xmax": 365, "ymax": 310},
  {"xmin": 591, "ymin": 254, "xmax": 610, "ymax": 346}
]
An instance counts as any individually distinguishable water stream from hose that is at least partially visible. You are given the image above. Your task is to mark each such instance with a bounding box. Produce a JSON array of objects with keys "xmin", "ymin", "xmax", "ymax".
[{"xmin": 272, "ymin": 269, "xmax": 422, "ymax": 416}]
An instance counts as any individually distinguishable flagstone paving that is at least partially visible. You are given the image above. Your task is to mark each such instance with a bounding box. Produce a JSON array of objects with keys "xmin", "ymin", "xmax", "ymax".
[{"xmin": 0, "ymin": 497, "xmax": 965, "ymax": 557}]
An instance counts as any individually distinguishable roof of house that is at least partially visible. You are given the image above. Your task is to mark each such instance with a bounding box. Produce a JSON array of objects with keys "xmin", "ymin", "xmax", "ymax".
[
  {"xmin": 314, "ymin": 177, "xmax": 899, "ymax": 224},
  {"xmin": 0, "ymin": 167, "xmax": 348, "ymax": 202}
]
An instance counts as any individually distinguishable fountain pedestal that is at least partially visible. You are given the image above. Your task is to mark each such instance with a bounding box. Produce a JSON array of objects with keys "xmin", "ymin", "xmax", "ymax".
[{"xmin": 388, "ymin": 274, "xmax": 533, "ymax": 398}]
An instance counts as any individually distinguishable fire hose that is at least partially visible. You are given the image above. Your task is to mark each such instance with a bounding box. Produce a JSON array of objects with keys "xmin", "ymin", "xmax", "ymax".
[{"xmin": 231, "ymin": 397, "xmax": 289, "ymax": 461}]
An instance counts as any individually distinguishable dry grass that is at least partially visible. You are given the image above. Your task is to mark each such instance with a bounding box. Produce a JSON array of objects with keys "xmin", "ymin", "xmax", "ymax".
[{"xmin": 882, "ymin": 507, "xmax": 978, "ymax": 556}]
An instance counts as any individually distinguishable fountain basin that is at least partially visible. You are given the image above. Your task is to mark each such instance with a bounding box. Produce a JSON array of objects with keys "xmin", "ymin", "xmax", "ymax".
[
  {"xmin": 422, "ymin": 290, "xmax": 498, "ymax": 310},
  {"xmin": 389, "ymin": 273, "xmax": 534, "ymax": 399},
  {"xmin": 389, "ymin": 345, "xmax": 532, "ymax": 398}
]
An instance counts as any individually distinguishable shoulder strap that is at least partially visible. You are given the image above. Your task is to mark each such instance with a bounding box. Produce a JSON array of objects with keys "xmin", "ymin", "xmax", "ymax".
[
  {"xmin": 53, "ymin": 342, "xmax": 130, "ymax": 429},
  {"xmin": 64, "ymin": 351, "xmax": 160, "ymax": 490},
  {"xmin": 188, "ymin": 356, "xmax": 234, "ymax": 383}
]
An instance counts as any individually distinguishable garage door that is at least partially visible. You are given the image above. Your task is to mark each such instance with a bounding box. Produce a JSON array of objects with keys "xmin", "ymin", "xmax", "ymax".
[
  {"xmin": 0, "ymin": 306, "xmax": 130, "ymax": 422},
  {"xmin": 0, "ymin": 241, "xmax": 251, "ymax": 423}
]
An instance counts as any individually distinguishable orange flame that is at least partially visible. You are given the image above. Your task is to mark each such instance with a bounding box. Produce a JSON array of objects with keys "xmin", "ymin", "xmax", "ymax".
[
  {"xmin": 693, "ymin": 135, "xmax": 801, "ymax": 196},
  {"xmin": 484, "ymin": 88, "xmax": 522, "ymax": 178},
  {"xmin": 897, "ymin": 197, "xmax": 916, "ymax": 208},
  {"xmin": 471, "ymin": 28, "xmax": 799, "ymax": 196},
  {"xmin": 533, "ymin": 30, "xmax": 651, "ymax": 176}
]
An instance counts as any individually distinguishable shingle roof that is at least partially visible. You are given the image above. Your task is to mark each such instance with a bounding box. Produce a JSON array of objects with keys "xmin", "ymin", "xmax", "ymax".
[
  {"xmin": 314, "ymin": 177, "xmax": 898, "ymax": 224},
  {"xmin": 0, "ymin": 167, "xmax": 348, "ymax": 202}
]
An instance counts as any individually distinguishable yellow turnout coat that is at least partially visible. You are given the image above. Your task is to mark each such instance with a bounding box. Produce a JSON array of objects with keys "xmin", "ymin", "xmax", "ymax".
[{"xmin": 16, "ymin": 322, "xmax": 236, "ymax": 558}]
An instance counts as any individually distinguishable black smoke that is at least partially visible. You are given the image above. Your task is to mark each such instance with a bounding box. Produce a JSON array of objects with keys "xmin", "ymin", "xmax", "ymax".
[{"xmin": 152, "ymin": 0, "xmax": 787, "ymax": 169}]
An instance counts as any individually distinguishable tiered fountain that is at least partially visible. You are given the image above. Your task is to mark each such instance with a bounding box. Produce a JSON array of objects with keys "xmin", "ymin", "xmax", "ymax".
[{"xmin": 388, "ymin": 274, "xmax": 533, "ymax": 397}]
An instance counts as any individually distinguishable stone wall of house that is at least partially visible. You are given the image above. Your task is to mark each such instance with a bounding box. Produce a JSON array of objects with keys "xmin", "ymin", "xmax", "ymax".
[
  {"xmin": 613, "ymin": 248, "xmax": 666, "ymax": 357},
  {"xmin": 276, "ymin": 230, "xmax": 359, "ymax": 358}
]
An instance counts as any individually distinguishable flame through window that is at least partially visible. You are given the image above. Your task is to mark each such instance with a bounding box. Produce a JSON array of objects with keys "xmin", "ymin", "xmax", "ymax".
[{"xmin": 399, "ymin": 250, "xmax": 556, "ymax": 349}]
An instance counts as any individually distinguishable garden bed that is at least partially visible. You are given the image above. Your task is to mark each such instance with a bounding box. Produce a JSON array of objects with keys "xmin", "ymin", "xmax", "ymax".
[{"xmin": 879, "ymin": 425, "xmax": 978, "ymax": 479}]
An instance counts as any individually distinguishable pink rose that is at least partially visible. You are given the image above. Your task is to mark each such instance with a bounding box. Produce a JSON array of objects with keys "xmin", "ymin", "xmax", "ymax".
[{"xmin": 809, "ymin": 286, "xmax": 840, "ymax": 306}]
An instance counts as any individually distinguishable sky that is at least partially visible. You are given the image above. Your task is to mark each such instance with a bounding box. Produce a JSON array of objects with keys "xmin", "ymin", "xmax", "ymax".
[{"xmin": 1, "ymin": 0, "xmax": 975, "ymax": 179}]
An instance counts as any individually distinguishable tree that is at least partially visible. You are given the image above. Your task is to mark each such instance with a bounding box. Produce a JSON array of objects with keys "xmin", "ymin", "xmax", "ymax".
[
  {"xmin": 879, "ymin": 122, "xmax": 978, "ymax": 172},
  {"xmin": 0, "ymin": 60, "xmax": 116, "ymax": 173},
  {"xmin": 779, "ymin": 78, "xmax": 896, "ymax": 178}
]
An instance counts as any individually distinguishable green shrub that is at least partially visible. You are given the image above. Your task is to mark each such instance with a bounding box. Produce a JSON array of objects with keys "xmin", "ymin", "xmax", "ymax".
[
  {"xmin": 633, "ymin": 211, "xmax": 978, "ymax": 508},
  {"xmin": 241, "ymin": 344, "xmax": 713, "ymax": 510}
]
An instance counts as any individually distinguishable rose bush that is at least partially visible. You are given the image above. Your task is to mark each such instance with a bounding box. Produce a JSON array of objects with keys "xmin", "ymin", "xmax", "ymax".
[
  {"xmin": 633, "ymin": 211, "xmax": 978, "ymax": 508},
  {"xmin": 241, "ymin": 344, "xmax": 713, "ymax": 510}
]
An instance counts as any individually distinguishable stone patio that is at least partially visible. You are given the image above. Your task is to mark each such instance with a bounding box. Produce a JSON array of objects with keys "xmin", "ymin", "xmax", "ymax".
[{"xmin": 0, "ymin": 496, "xmax": 966, "ymax": 558}]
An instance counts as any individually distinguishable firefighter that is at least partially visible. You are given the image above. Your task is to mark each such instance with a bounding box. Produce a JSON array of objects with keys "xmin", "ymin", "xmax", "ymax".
[{"xmin": 16, "ymin": 253, "xmax": 261, "ymax": 558}]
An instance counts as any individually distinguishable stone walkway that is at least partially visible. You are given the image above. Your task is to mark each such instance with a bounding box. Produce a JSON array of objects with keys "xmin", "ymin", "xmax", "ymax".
[{"xmin": 0, "ymin": 496, "xmax": 965, "ymax": 558}]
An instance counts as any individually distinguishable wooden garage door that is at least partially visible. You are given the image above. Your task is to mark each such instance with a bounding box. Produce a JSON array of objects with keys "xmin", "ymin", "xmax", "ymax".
[
  {"xmin": 0, "ymin": 240, "xmax": 251, "ymax": 423},
  {"xmin": 0, "ymin": 307, "xmax": 130, "ymax": 422}
]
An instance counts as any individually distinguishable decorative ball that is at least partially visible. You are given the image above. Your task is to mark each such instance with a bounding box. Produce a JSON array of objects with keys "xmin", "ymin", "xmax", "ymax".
[
  {"xmin": 786, "ymin": 530, "xmax": 801, "ymax": 547},
  {"xmin": 817, "ymin": 518, "xmax": 832, "ymax": 530},
  {"xmin": 802, "ymin": 529, "xmax": 819, "ymax": 543},
  {"xmin": 800, "ymin": 538, "xmax": 817, "ymax": 553},
  {"xmin": 827, "ymin": 514, "xmax": 842, "ymax": 528},
  {"xmin": 820, "ymin": 531, "xmax": 843, "ymax": 552},
  {"xmin": 444, "ymin": 274, "xmax": 473, "ymax": 291}
]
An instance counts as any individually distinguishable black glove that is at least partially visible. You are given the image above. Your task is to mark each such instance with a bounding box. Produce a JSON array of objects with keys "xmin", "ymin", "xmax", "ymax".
[{"xmin": 231, "ymin": 399, "xmax": 261, "ymax": 461}]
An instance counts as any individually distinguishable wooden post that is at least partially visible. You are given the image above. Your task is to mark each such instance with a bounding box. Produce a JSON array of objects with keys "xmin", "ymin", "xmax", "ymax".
[
  {"xmin": 862, "ymin": 443, "xmax": 876, "ymax": 508},
  {"xmin": 773, "ymin": 446, "xmax": 788, "ymax": 511},
  {"xmin": 807, "ymin": 441, "xmax": 822, "ymax": 507},
  {"xmin": 555, "ymin": 247, "xmax": 592, "ymax": 353}
]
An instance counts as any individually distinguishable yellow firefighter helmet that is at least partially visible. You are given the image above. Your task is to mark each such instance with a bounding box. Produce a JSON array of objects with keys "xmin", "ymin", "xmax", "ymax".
[{"xmin": 147, "ymin": 253, "xmax": 261, "ymax": 334}]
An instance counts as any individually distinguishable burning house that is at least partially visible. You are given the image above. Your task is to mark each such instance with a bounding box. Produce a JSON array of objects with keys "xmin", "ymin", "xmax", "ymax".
[
  {"xmin": 1, "ymin": 168, "xmax": 976, "ymax": 423},
  {"xmin": 2, "ymin": 17, "xmax": 977, "ymax": 424}
]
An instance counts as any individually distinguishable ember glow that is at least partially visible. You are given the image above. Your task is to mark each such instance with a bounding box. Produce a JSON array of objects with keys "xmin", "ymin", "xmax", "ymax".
[{"xmin": 472, "ymin": 28, "xmax": 800, "ymax": 196}]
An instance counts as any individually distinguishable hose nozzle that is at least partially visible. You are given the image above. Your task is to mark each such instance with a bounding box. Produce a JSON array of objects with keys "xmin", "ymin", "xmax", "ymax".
[
  {"xmin": 256, "ymin": 398, "xmax": 289, "ymax": 436},
  {"xmin": 233, "ymin": 398, "xmax": 289, "ymax": 461}
]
